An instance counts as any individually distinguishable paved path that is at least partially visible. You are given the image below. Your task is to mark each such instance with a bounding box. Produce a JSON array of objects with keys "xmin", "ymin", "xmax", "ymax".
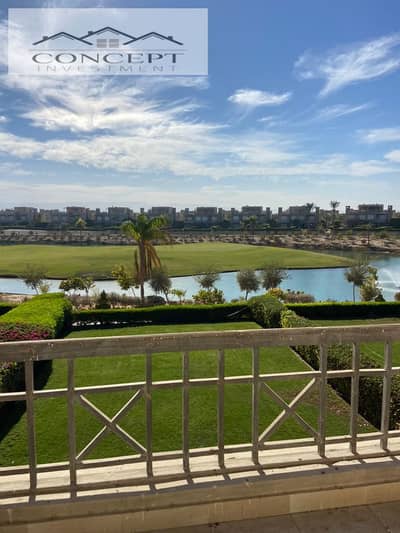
[{"xmin": 166, "ymin": 502, "xmax": 400, "ymax": 532}]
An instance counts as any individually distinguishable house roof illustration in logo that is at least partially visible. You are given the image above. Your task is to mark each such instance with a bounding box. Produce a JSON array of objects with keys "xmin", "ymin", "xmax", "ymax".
[
  {"xmin": 32, "ymin": 28, "xmax": 183, "ymax": 50},
  {"xmin": 80, "ymin": 27, "xmax": 136, "ymax": 42},
  {"xmin": 32, "ymin": 32, "xmax": 92, "ymax": 47},
  {"xmin": 124, "ymin": 32, "xmax": 183, "ymax": 46}
]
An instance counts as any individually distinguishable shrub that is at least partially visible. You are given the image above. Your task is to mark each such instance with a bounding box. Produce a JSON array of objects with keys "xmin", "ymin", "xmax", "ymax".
[
  {"xmin": 73, "ymin": 303, "xmax": 248, "ymax": 328},
  {"xmin": 281, "ymin": 308, "xmax": 400, "ymax": 429},
  {"xmin": 96, "ymin": 290, "xmax": 111, "ymax": 309},
  {"xmin": 193, "ymin": 288, "xmax": 225, "ymax": 305},
  {"xmin": 145, "ymin": 295, "xmax": 166, "ymax": 306},
  {"xmin": 248, "ymin": 295, "xmax": 284, "ymax": 328},
  {"xmin": 0, "ymin": 294, "xmax": 72, "ymax": 409},
  {"xmin": 0, "ymin": 293, "xmax": 72, "ymax": 341}
]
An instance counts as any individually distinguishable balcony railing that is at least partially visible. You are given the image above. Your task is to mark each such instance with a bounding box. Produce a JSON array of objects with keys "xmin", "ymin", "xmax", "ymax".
[{"xmin": 1, "ymin": 324, "xmax": 400, "ymax": 504}]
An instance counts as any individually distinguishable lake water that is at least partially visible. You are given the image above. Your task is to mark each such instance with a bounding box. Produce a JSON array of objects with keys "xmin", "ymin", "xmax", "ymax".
[{"xmin": 2, "ymin": 255, "xmax": 400, "ymax": 302}]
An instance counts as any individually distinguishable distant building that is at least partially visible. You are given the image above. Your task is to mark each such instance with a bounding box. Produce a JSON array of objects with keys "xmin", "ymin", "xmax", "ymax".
[
  {"xmin": 14, "ymin": 206, "xmax": 38, "ymax": 224},
  {"xmin": 107, "ymin": 206, "xmax": 133, "ymax": 224},
  {"xmin": 148, "ymin": 207, "xmax": 176, "ymax": 225},
  {"xmin": 194, "ymin": 207, "xmax": 220, "ymax": 226},
  {"xmin": 274, "ymin": 205, "xmax": 319, "ymax": 228},
  {"xmin": 38, "ymin": 209, "xmax": 66, "ymax": 226},
  {"xmin": 344, "ymin": 204, "xmax": 394, "ymax": 226},
  {"xmin": 66, "ymin": 206, "xmax": 89, "ymax": 222}
]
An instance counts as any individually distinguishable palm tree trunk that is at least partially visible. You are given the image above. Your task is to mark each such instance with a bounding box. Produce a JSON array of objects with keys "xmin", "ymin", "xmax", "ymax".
[
  {"xmin": 139, "ymin": 241, "xmax": 146, "ymax": 304},
  {"xmin": 353, "ymin": 284, "xmax": 355, "ymax": 303}
]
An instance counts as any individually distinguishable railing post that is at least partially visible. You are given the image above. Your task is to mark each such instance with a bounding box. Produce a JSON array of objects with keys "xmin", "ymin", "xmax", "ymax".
[
  {"xmin": 350, "ymin": 344, "xmax": 360, "ymax": 454},
  {"xmin": 252, "ymin": 347, "xmax": 260, "ymax": 464},
  {"xmin": 24, "ymin": 359, "xmax": 37, "ymax": 497},
  {"xmin": 217, "ymin": 349, "xmax": 225, "ymax": 469},
  {"xmin": 182, "ymin": 351, "xmax": 190, "ymax": 473},
  {"xmin": 318, "ymin": 345, "xmax": 328, "ymax": 457},
  {"xmin": 145, "ymin": 351, "xmax": 153, "ymax": 477},
  {"xmin": 67, "ymin": 358, "xmax": 77, "ymax": 496},
  {"xmin": 381, "ymin": 342, "xmax": 393, "ymax": 450}
]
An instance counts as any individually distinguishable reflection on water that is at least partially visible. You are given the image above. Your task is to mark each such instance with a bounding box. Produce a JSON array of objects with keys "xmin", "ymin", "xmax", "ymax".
[{"xmin": 2, "ymin": 255, "xmax": 400, "ymax": 302}]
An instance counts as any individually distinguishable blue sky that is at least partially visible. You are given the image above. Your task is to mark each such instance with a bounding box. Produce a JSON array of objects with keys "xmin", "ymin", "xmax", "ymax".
[{"xmin": 1, "ymin": 0, "xmax": 400, "ymax": 210}]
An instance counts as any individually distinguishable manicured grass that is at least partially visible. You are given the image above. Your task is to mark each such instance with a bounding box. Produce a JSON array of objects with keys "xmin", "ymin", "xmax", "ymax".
[
  {"xmin": 0, "ymin": 243, "xmax": 351, "ymax": 279},
  {"xmin": 310, "ymin": 317, "xmax": 400, "ymax": 366},
  {"xmin": 0, "ymin": 322, "xmax": 372, "ymax": 466}
]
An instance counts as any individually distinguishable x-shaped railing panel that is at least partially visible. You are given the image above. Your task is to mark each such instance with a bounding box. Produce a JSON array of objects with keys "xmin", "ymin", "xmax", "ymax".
[
  {"xmin": 258, "ymin": 378, "xmax": 318, "ymax": 444},
  {"xmin": 76, "ymin": 389, "xmax": 146, "ymax": 461}
]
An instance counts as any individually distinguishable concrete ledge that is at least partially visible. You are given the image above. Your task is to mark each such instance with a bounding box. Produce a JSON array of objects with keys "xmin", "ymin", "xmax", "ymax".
[{"xmin": 3, "ymin": 441, "xmax": 400, "ymax": 532}]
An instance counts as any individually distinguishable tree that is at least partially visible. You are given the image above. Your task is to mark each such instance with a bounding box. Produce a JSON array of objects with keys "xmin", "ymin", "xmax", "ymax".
[
  {"xmin": 170, "ymin": 288, "xmax": 186, "ymax": 303},
  {"xmin": 96, "ymin": 290, "xmax": 110, "ymax": 309},
  {"xmin": 195, "ymin": 270, "xmax": 220, "ymax": 291},
  {"xmin": 236, "ymin": 269, "xmax": 260, "ymax": 300},
  {"xmin": 149, "ymin": 267, "xmax": 172, "ymax": 302},
  {"xmin": 75, "ymin": 217, "xmax": 87, "ymax": 244},
  {"xmin": 81, "ymin": 276, "xmax": 95, "ymax": 296},
  {"xmin": 248, "ymin": 216, "xmax": 257, "ymax": 236},
  {"xmin": 21, "ymin": 265, "xmax": 46, "ymax": 294},
  {"xmin": 330, "ymin": 200, "xmax": 340, "ymax": 228},
  {"xmin": 360, "ymin": 277, "xmax": 382, "ymax": 302},
  {"xmin": 345, "ymin": 258, "xmax": 377, "ymax": 302},
  {"xmin": 121, "ymin": 215, "xmax": 169, "ymax": 304},
  {"xmin": 59, "ymin": 276, "xmax": 93, "ymax": 295},
  {"xmin": 260, "ymin": 265, "xmax": 288, "ymax": 290},
  {"xmin": 111, "ymin": 264, "xmax": 139, "ymax": 296}
]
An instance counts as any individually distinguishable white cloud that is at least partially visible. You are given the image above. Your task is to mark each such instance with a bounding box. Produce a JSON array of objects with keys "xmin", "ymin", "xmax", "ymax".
[
  {"xmin": 360, "ymin": 127, "xmax": 400, "ymax": 143},
  {"xmin": 385, "ymin": 150, "xmax": 400, "ymax": 162},
  {"xmin": 228, "ymin": 89, "xmax": 291, "ymax": 107},
  {"xmin": 295, "ymin": 34, "xmax": 400, "ymax": 96},
  {"xmin": 316, "ymin": 103, "xmax": 371, "ymax": 120}
]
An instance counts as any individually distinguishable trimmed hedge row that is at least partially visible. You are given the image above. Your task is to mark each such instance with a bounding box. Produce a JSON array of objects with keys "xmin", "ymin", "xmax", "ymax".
[
  {"xmin": 281, "ymin": 309, "xmax": 400, "ymax": 428},
  {"xmin": 0, "ymin": 303, "xmax": 17, "ymax": 317},
  {"xmin": 73, "ymin": 303, "xmax": 249, "ymax": 327},
  {"xmin": 287, "ymin": 301, "xmax": 400, "ymax": 320},
  {"xmin": 0, "ymin": 293, "xmax": 72, "ymax": 341},
  {"xmin": 0, "ymin": 294, "xmax": 72, "ymax": 406}
]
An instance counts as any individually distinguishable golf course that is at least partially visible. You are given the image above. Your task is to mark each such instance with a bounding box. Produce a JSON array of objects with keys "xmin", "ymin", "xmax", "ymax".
[{"xmin": 0, "ymin": 243, "xmax": 351, "ymax": 279}]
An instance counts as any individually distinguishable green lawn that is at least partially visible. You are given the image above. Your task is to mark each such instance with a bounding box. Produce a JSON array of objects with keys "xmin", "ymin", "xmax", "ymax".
[
  {"xmin": 0, "ymin": 243, "xmax": 351, "ymax": 279},
  {"xmin": 310, "ymin": 317, "xmax": 400, "ymax": 366},
  {"xmin": 0, "ymin": 322, "xmax": 372, "ymax": 466}
]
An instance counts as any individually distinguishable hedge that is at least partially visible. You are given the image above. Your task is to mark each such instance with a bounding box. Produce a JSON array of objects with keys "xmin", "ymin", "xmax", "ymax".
[
  {"xmin": 0, "ymin": 293, "xmax": 72, "ymax": 341},
  {"xmin": 281, "ymin": 308, "xmax": 400, "ymax": 429},
  {"xmin": 73, "ymin": 303, "xmax": 249, "ymax": 328},
  {"xmin": 0, "ymin": 303, "xmax": 17, "ymax": 317},
  {"xmin": 287, "ymin": 301, "xmax": 400, "ymax": 320},
  {"xmin": 0, "ymin": 294, "xmax": 72, "ymax": 407},
  {"xmin": 248, "ymin": 295, "xmax": 284, "ymax": 328}
]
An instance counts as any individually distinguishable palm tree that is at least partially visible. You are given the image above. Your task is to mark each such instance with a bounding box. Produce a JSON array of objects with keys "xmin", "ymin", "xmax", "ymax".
[
  {"xmin": 121, "ymin": 215, "xmax": 169, "ymax": 304},
  {"xmin": 344, "ymin": 257, "xmax": 376, "ymax": 302},
  {"xmin": 330, "ymin": 200, "xmax": 340, "ymax": 228},
  {"xmin": 75, "ymin": 217, "xmax": 87, "ymax": 244}
]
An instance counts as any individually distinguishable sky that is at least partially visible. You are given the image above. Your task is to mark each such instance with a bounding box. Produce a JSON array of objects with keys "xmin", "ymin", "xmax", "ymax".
[{"xmin": 1, "ymin": 0, "xmax": 400, "ymax": 211}]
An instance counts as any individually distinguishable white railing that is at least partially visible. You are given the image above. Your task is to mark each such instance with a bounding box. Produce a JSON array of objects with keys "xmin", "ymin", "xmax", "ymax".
[{"xmin": 1, "ymin": 324, "xmax": 400, "ymax": 502}]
